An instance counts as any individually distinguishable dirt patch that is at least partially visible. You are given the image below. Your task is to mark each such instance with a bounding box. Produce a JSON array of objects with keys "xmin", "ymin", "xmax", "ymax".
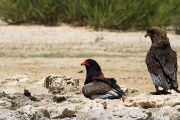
[
  {"xmin": 0, "ymin": 25, "xmax": 180, "ymax": 93},
  {"xmin": 0, "ymin": 25, "xmax": 180, "ymax": 120}
]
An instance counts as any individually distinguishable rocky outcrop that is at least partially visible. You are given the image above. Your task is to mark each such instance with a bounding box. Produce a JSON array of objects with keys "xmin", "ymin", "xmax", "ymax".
[
  {"xmin": 16, "ymin": 105, "xmax": 50, "ymax": 120},
  {"xmin": 125, "ymin": 92, "xmax": 180, "ymax": 108},
  {"xmin": 110, "ymin": 104, "xmax": 151, "ymax": 119},
  {"xmin": 152, "ymin": 106, "xmax": 180, "ymax": 120},
  {"xmin": 43, "ymin": 75, "xmax": 81, "ymax": 95},
  {"xmin": 1, "ymin": 75, "xmax": 180, "ymax": 119}
]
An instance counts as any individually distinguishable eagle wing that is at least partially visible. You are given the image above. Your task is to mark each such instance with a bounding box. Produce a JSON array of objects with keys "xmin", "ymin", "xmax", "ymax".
[
  {"xmin": 82, "ymin": 81, "xmax": 112, "ymax": 98},
  {"xmin": 146, "ymin": 47, "xmax": 178, "ymax": 89},
  {"xmin": 82, "ymin": 78, "xmax": 124, "ymax": 99}
]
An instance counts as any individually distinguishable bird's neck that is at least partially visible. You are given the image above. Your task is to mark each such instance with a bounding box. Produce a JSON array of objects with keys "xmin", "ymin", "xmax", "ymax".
[
  {"xmin": 151, "ymin": 34, "xmax": 169, "ymax": 44},
  {"xmin": 151, "ymin": 35, "xmax": 171, "ymax": 49},
  {"xmin": 84, "ymin": 67, "xmax": 104, "ymax": 85},
  {"xmin": 91, "ymin": 73, "xmax": 105, "ymax": 80},
  {"xmin": 151, "ymin": 40, "xmax": 170, "ymax": 49}
]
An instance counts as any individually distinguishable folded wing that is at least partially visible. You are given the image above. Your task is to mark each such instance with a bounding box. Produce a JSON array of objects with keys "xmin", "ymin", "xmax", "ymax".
[
  {"xmin": 146, "ymin": 48, "xmax": 178, "ymax": 89},
  {"xmin": 82, "ymin": 79, "xmax": 124, "ymax": 99}
]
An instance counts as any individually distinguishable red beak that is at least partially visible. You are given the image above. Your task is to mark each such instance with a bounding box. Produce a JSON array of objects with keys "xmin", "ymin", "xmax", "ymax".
[{"xmin": 81, "ymin": 60, "xmax": 90, "ymax": 66}]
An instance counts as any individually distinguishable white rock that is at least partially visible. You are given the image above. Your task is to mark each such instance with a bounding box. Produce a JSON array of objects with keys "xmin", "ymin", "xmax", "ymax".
[
  {"xmin": 6, "ymin": 74, "xmax": 29, "ymax": 82},
  {"xmin": 4, "ymin": 74, "xmax": 30, "ymax": 86},
  {"xmin": 0, "ymin": 100, "xmax": 11, "ymax": 109},
  {"xmin": 152, "ymin": 115, "xmax": 170, "ymax": 120},
  {"xmin": 126, "ymin": 93, "xmax": 180, "ymax": 108},
  {"xmin": 111, "ymin": 104, "xmax": 151, "ymax": 119},
  {"xmin": 43, "ymin": 75, "xmax": 80, "ymax": 95},
  {"xmin": 18, "ymin": 105, "xmax": 50, "ymax": 120},
  {"xmin": 174, "ymin": 105, "xmax": 180, "ymax": 111},
  {"xmin": 0, "ymin": 109, "xmax": 19, "ymax": 120},
  {"xmin": 77, "ymin": 101, "xmax": 114, "ymax": 120},
  {"xmin": 154, "ymin": 106, "xmax": 180, "ymax": 120}
]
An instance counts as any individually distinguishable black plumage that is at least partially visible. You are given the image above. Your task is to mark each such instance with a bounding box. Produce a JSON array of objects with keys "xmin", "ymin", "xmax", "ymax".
[
  {"xmin": 145, "ymin": 26, "xmax": 180, "ymax": 94},
  {"xmin": 81, "ymin": 59, "xmax": 125, "ymax": 99}
]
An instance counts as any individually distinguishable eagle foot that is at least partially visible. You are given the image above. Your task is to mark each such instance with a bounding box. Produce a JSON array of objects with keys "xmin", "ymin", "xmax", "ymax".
[
  {"xmin": 173, "ymin": 88, "xmax": 180, "ymax": 93},
  {"xmin": 151, "ymin": 90, "xmax": 171, "ymax": 95}
]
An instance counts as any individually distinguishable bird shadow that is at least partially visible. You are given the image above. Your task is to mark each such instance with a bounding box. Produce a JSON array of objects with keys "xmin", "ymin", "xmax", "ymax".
[{"xmin": 150, "ymin": 90, "xmax": 172, "ymax": 95}]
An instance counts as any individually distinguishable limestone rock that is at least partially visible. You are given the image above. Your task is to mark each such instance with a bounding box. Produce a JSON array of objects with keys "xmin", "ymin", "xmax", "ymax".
[
  {"xmin": 0, "ymin": 100, "xmax": 11, "ymax": 109},
  {"xmin": 152, "ymin": 106, "xmax": 180, "ymax": 120},
  {"xmin": 152, "ymin": 115, "xmax": 170, "ymax": 120},
  {"xmin": 49, "ymin": 105, "xmax": 76, "ymax": 119},
  {"xmin": 174, "ymin": 105, "xmax": 180, "ymax": 111},
  {"xmin": 126, "ymin": 93, "xmax": 180, "ymax": 108},
  {"xmin": 77, "ymin": 101, "xmax": 114, "ymax": 120},
  {"xmin": 17, "ymin": 105, "xmax": 50, "ymax": 120},
  {"xmin": 44, "ymin": 75, "xmax": 80, "ymax": 95},
  {"xmin": 0, "ymin": 109, "xmax": 19, "ymax": 120},
  {"xmin": 111, "ymin": 104, "xmax": 151, "ymax": 119},
  {"xmin": 5, "ymin": 74, "xmax": 30, "ymax": 85}
]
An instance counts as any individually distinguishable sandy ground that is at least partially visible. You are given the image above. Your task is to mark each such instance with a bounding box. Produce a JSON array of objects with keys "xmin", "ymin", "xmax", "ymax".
[{"xmin": 0, "ymin": 25, "xmax": 180, "ymax": 93}]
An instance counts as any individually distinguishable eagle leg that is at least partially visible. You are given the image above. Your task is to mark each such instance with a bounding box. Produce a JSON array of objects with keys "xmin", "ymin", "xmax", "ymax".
[
  {"xmin": 151, "ymin": 86, "xmax": 172, "ymax": 95},
  {"xmin": 172, "ymin": 87, "xmax": 180, "ymax": 93},
  {"xmin": 151, "ymin": 86, "xmax": 161, "ymax": 95}
]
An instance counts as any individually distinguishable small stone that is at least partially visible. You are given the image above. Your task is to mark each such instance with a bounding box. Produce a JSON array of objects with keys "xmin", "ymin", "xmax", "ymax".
[
  {"xmin": 53, "ymin": 95, "xmax": 67, "ymax": 103},
  {"xmin": 77, "ymin": 70, "xmax": 83, "ymax": 73},
  {"xmin": 59, "ymin": 108, "xmax": 76, "ymax": 118},
  {"xmin": 101, "ymin": 101, "xmax": 107, "ymax": 109},
  {"xmin": 43, "ymin": 109, "xmax": 50, "ymax": 119},
  {"xmin": 30, "ymin": 96, "xmax": 37, "ymax": 101},
  {"xmin": 24, "ymin": 89, "xmax": 31, "ymax": 97},
  {"xmin": 0, "ymin": 100, "xmax": 11, "ymax": 109},
  {"xmin": 0, "ymin": 91, "xmax": 6, "ymax": 98}
]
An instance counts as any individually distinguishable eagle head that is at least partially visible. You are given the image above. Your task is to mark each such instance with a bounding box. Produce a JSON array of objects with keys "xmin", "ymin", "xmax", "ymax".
[{"xmin": 145, "ymin": 26, "xmax": 167, "ymax": 43}]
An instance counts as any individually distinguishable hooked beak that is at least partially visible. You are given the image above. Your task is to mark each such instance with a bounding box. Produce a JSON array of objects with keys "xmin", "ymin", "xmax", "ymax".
[{"xmin": 81, "ymin": 60, "xmax": 90, "ymax": 66}]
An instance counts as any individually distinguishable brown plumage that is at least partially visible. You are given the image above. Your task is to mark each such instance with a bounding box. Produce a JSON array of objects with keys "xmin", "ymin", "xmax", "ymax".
[
  {"xmin": 81, "ymin": 59, "xmax": 125, "ymax": 99},
  {"xmin": 82, "ymin": 81, "xmax": 112, "ymax": 98},
  {"xmin": 145, "ymin": 26, "xmax": 180, "ymax": 94}
]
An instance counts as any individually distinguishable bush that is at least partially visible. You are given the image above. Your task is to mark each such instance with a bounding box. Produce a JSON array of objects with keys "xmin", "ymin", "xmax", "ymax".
[
  {"xmin": 0, "ymin": 0, "xmax": 63, "ymax": 25},
  {"xmin": 62, "ymin": 0, "xmax": 180, "ymax": 30},
  {"xmin": 0, "ymin": 0, "xmax": 179, "ymax": 30}
]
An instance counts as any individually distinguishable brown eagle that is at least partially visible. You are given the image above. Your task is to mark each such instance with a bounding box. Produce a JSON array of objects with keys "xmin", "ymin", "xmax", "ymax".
[
  {"xmin": 145, "ymin": 26, "xmax": 180, "ymax": 94},
  {"xmin": 81, "ymin": 59, "xmax": 125, "ymax": 99}
]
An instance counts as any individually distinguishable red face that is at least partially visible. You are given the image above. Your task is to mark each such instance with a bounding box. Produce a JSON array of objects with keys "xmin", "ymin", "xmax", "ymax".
[{"xmin": 81, "ymin": 60, "xmax": 90, "ymax": 66}]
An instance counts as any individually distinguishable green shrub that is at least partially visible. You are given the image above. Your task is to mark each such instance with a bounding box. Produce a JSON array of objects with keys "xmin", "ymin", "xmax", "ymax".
[
  {"xmin": 0, "ymin": 0, "xmax": 63, "ymax": 25},
  {"xmin": 0, "ymin": 0, "xmax": 179, "ymax": 30}
]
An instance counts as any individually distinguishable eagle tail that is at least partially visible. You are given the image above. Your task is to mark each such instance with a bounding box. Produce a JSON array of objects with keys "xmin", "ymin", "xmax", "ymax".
[{"xmin": 150, "ymin": 73, "xmax": 170, "ymax": 90}]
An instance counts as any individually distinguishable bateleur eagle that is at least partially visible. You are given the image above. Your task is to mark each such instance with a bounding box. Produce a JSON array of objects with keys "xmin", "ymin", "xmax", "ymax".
[{"xmin": 81, "ymin": 59, "xmax": 125, "ymax": 99}]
